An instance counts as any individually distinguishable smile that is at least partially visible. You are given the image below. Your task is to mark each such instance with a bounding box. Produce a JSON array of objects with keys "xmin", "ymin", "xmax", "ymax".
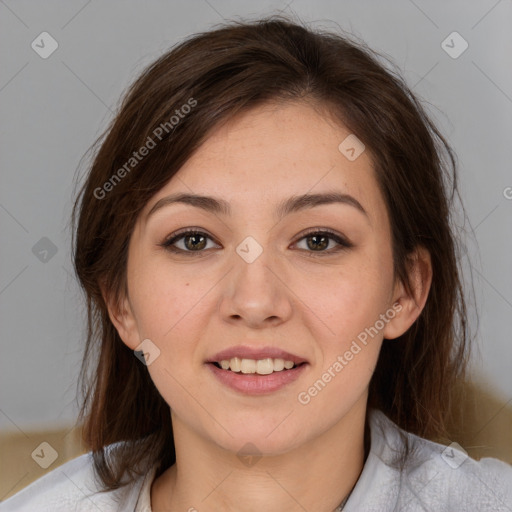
[
  {"xmin": 207, "ymin": 360, "xmax": 308, "ymax": 394},
  {"xmin": 213, "ymin": 357, "xmax": 300, "ymax": 375}
]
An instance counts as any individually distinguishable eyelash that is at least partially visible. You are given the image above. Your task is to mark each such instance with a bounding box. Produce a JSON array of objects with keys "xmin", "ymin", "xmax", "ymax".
[{"xmin": 159, "ymin": 227, "xmax": 353, "ymax": 256}]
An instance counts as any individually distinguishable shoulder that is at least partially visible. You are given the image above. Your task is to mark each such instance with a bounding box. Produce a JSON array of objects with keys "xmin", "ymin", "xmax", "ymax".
[
  {"xmin": 345, "ymin": 409, "xmax": 512, "ymax": 512},
  {"xmin": 0, "ymin": 449, "xmax": 146, "ymax": 512},
  {"xmin": 401, "ymin": 433, "xmax": 512, "ymax": 511}
]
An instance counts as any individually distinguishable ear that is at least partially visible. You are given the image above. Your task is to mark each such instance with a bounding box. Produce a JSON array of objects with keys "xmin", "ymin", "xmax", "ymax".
[
  {"xmin": 383, "ymin": 245, "xmax": 433, "ymax": 340},
  {"xmin": 99, "ymin": 280, "xmax": 141, "ymax": 350}
]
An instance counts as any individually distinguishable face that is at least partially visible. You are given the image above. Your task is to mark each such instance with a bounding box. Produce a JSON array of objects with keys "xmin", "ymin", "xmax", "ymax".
[{"xmin": 111, "ymin": 100, "xmax": 414, "ymax": 456}]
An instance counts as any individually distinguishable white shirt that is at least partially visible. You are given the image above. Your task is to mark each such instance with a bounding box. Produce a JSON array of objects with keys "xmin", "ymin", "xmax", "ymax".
[{"xmin": 1, "ymin": 409, "xmax": 511, "ymax": 511}]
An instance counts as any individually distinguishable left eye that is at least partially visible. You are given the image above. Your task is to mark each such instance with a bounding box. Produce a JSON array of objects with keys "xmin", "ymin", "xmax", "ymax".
[{"xmin": 293, "ymin": 230, "xmax": 352, "ymax": 253}]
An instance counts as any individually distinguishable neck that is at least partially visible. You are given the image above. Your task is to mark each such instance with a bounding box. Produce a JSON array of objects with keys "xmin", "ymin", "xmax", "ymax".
[{"xmin": 151, "ymin": 402, "xmax": 368, "ymax": 512}]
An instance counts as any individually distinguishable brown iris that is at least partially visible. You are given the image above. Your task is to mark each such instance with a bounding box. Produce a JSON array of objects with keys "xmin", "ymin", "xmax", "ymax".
[
  {"xmin": 306, "ymin": 234, "xmax": 329, "ymax": 251},
  {"xmin": 184, "ymin": 233, "xmax": 207, "ymax": 251}
]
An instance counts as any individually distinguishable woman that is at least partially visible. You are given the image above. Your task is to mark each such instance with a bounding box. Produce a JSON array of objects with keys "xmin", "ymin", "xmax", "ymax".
[{"xmin": 2, "ymin": 14, "xmax": 511, "ymax": 512}]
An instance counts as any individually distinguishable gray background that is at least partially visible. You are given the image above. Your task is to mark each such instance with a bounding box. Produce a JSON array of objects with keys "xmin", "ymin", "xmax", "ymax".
[{"xmin": 0, "ymin": 0, "xmax": 511, "ymax": 432}]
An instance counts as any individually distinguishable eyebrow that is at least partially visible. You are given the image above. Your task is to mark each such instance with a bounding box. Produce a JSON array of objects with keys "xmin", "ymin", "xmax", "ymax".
[{"xmin": 146, "ymin": 191, "xmax": 370, "ymax": 223}]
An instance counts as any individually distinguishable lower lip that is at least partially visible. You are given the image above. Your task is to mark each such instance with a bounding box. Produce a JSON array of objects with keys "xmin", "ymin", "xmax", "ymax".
[{"xmin": 207, "ymin": 363, "xmax": 308, "ymax": 395}]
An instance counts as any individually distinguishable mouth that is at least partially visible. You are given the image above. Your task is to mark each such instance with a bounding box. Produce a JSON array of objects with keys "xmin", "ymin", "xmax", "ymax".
[
  {"xmin": 205, "ymin": 347, "xmax": 309, "ymax": 394},
  {"xmin": 209, "ymin": 357, "xmax": 306, "ymax": 375}
]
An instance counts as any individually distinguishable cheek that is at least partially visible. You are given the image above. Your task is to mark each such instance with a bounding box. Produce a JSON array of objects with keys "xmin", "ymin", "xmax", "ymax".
[
  {"xmin": 130, "ymin": 265, "xmax": 213, "ymax": 410},
  {"xmin": 293, "ymin": 261, "xmax": 391, "ymax": 419},
  {"xmin": 129, "ymin": 258, "xmax": 214, "ymax": 341},
  {"xmin": 297, "ymin": 256, "xmax": 393, "ymax": 347}
]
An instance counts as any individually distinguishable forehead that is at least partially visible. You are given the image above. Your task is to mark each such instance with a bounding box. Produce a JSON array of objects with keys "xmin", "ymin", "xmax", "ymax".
[{"xmin": 142, "ymin": 100, "xmax": 387, "ymax": 223}]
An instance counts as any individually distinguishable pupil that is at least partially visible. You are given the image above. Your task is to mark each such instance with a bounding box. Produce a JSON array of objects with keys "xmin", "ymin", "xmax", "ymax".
[
  {"xmin": 186, "ymin": 234, "xmax": 206, "ymax": 250},
  {"xmin": 307, "ymin": 235, "xmax": 328, "ymax": 251}
]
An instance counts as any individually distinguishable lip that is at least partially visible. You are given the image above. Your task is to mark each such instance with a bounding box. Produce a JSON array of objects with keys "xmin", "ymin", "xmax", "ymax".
[
  {"xmin": 207, "ymin": 361, "xmax": 308, "ymax": 395},
  {"xmin": 206, "ymin": 345, "xmax": 308, "ymax": 365}
]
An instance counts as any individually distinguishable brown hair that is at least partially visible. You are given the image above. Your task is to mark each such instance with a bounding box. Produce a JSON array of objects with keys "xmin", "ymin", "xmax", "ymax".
[{"xmin": 71, "ymin": 14, "xmax": 470, "ymax": 491}]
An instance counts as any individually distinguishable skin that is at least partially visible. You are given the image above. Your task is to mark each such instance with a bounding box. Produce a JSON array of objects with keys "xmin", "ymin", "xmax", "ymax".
[{"xmin": 105, "ymin": 100, "xmax": 432, "ymax": 512}]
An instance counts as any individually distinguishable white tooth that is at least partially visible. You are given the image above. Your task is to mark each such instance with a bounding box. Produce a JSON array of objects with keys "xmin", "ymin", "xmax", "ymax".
[
  {"xmin": 230, "ymin": 357, "xmax": 241, "ymax": 372},
  {"xmin": 273, "ymin": 358, "xmax": 285, "ymax": 371},
  {"xmin": 256, "ymin": 358, "xmax": 274, "ymax": 375},
  {"xmin": 222, "ymin": 357, "xmax": 298, "ymax": 374},
  {"xmin": 241, "ymin": 359, "xmax": 257, "ymax": 374}
]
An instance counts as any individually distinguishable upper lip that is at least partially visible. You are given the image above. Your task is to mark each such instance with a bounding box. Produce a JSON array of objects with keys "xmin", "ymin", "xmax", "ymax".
[{"xmin": 206, "ymin": 345, "xmax": 308, "ymax": 365}]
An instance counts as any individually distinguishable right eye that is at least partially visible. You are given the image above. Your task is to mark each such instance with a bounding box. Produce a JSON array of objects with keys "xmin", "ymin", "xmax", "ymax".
[{"xmin": 159, "ymin": 229, "xmax": 221, "ymax": 254}]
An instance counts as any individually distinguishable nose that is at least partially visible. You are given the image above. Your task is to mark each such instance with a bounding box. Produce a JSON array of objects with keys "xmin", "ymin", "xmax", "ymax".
[{"xmin": 217, "ymin": 244, "xmax": 293, "ymax": 329}]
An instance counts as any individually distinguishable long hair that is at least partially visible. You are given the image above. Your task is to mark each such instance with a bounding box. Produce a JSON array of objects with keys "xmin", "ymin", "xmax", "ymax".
[{"xmin": 71, "ymin": 14, "xmax": 470, "ymax": 491}]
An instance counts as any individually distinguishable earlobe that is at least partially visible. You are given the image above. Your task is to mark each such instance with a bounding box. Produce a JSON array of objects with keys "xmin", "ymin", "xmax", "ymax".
[
  {"xmin": 383, "ymin": 246, "xmax": 433, "ymax": 340},
  {"xmin": 99, "ymin": 281, "xmax": 140, "ymax": 350}
]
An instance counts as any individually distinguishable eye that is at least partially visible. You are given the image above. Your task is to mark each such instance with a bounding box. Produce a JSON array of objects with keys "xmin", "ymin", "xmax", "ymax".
[
  {"xmin": 159, "ymin": 227, "xmax": 353, "ymax": 256},
  {"xmin": 160, "ymin": 229, "xmax": 220, "ymax": 254},
  {"xmin": 293, "ymin": 229, "xmax": 353, "ymax": 255}
]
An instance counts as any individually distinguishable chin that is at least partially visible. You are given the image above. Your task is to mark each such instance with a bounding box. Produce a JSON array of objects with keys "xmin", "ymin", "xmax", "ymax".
[{"xmin": 208, "ymin": 419, "xmax": 310, "ymax": 458}]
